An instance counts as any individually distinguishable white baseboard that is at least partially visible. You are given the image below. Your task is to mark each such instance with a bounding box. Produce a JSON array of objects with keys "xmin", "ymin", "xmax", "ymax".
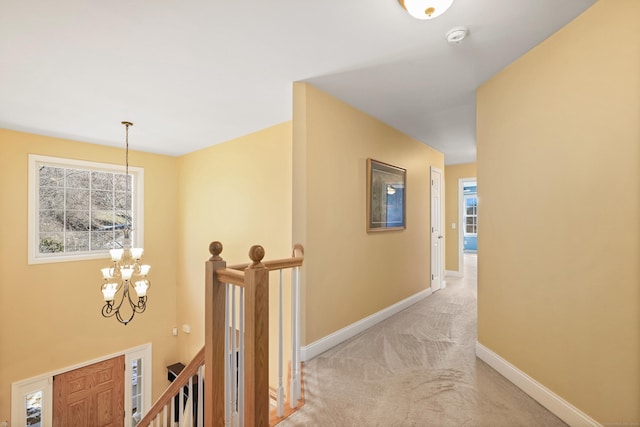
[
  {"xmin": 445, "ymin": 270, "xmax": 463, "ymax": 278},
  {"xmin": 300, "ymin": 288, "xmax": 432, "ymax": 362},
  {"xmin": 475, "ymin": 342, "xmax": 601, "ymax": 427}
]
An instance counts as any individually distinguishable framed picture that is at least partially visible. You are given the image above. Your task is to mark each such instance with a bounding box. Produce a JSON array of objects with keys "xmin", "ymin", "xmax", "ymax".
[{"xmin": 366, "ymin": 158, "xmax": 406, "ymax": 232}]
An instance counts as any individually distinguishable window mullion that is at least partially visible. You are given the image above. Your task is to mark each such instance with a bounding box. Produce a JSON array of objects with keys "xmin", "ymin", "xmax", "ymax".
[
  {"xmin": 89, "ymin": 171, "xmax": 93, "ymax": 251},
  {"xmin": 63, "ymin": 167, "xmax": 67, "ymax": 254}
]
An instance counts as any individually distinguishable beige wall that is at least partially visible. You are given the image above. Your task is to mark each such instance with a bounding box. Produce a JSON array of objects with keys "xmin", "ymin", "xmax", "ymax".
[
  {"xmin": 0, "ymin": 129, "xmax": 179, "ymax": 420},
  {"xmin": 477, "ymin": 0, "xmax": 640, "ymax": 423},
  {"xmin": 293, "ymin": 83, "xmax": 444, "ymax": 345},
  {"xmin": 444, "ymin": 163, "xmax": 476, "ymax": 272},
  {"xmin": 0, "ymin": 87, "xmax": 443, "ymax": 421},
  {"xmin": 175, "ymin": 122, "xmax": 293, "ymax": 363},
  {"xmin": 0, "ymin": 122, "xmax": 294, "ymax": 421}
]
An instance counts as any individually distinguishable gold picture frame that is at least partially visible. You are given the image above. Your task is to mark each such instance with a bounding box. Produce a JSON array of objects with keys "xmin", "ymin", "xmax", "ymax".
[{"xmin": 366, "ymin": 158, "xmax": 406, "ymax": 232}]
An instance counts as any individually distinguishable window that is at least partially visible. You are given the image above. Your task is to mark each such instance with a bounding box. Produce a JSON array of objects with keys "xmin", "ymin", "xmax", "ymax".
[
  {"xmin": 126, "ymin": 346, "xmax": 152, "ymax": 427},
  {"xmin": 131, "ymin": 359, "xmax": 142, "ymax": 425},
  {"xmin": 28, "ymin": 155, "xmax": 144, "ymax": 264},
  {"xmin": 11, "ymin": 377, "xmax": 50, "ymax": 427},
  {"xmin": 464, "ymin": 195, "xmax": 477, "ymax": 235}
]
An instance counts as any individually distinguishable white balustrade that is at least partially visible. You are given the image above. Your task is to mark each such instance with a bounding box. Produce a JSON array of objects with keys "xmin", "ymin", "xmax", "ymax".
[
  {"xmin": 290, "ymin": 265, "xmax": 302, "ymax": 407},
  {"xmin": 221, "ymin": 256, "xmax": 303, "ymax": 425},
  {"xmin": 138, "ymin": 242, "xmax": 303, "ymax": 427}
]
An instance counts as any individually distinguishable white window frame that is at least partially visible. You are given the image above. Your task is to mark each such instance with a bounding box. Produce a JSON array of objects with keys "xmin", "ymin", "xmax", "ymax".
[
  {"xmin": 463, "ymin": 194, "xmax": 478, "ymax": 237},
  {"xmin": 28, "ymin": 154, "xmax": 144, "ymax": 264},
  {"xmin": 11, "ymin": 343, "xmax": 152, "ymax": 427},
  {"xmin": 11, "ymin": 376, "xmax": 51, "ymax": 427}
]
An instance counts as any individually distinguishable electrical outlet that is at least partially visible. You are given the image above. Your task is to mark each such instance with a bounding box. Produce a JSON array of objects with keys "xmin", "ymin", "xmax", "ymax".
[{"xmin": 172, "ymin": 327, "xmax": 178, "ymax": 336}]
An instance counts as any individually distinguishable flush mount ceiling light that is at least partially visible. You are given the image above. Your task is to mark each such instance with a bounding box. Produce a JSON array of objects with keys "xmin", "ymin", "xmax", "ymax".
[{"xmin": 398, "ymin": 0, "xmax": 454, "ymax": 20}]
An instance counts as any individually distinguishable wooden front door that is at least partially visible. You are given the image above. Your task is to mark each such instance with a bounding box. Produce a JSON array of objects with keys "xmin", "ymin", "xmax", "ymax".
[{"xmin": 53, "ymin": 355, "xmax": 125, "ymax": 427}]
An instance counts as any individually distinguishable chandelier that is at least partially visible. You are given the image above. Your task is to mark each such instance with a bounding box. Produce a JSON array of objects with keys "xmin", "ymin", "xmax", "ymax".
[{"xmin": 100, "ymin": 121, "xmax": 151, "ymax": 325}]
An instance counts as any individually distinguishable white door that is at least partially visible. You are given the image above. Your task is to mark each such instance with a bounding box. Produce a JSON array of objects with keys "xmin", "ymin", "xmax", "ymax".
[{"xmin": 431, "ymin": 167, "xmax": 444, "ymax": 292}]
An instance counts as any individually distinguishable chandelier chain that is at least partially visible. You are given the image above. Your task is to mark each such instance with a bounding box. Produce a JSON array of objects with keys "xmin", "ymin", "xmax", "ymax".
[{"xmin": 122, "ymin": 121, "xmax": 132, "ymax": 236}]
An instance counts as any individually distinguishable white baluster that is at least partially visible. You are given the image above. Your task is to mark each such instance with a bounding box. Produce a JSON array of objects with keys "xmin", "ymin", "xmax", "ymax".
[
  {"xmin": 296, "ymin": 265, "xmax": 302, "ymax": 401},
  {"xmin": 234, "ymin": 282, "xmax": 241, "ymax": 427},
  {"xmin": 179, "ymin": 375, "xmax": 184, "ymax": 427},
  {"xmin": 171, "ymin": 391, "xmax": 176, "ymax": 427},
  {"xmin": 231, "ymin": 285, "xmax": 238, "ymax": 424},
  {"xmin": 277, "ymin": 269, "xmax": 284, "ymax": 416},
  {"xmin": 290, "ymin": 266, "xmax": 302, "ymax": 407},
  {"xmin": 197, "ymin": 365, "xmax": 204, "ymax": 427},
  {"xmin": 187, "ymin": 376, "xmax": 193, "ymax": 427},
  {"xmin": 225, "ymin": 283, "xmax": 231, "ymax": 426},
  {"xmin": 238, "ymin": 286, "xmax": 245, "ymax": 427}
]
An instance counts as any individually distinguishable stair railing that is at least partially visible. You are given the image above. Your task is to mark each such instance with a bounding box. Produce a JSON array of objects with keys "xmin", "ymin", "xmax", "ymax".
[
  {"xmin": 136, "ymin": 347, "xmax": 205, "ymax": 426},
  {"xmin": 137, "ymin": 242, "xmax": 304, "ymax": 427},
  {"xmin": 226, "ymin": 243, "xmax": 305, "ymax": 421}
]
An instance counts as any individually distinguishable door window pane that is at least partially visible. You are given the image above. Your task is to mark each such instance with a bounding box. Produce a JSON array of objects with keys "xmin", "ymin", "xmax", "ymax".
[
  {"xmin": 131, "ymin": 358, "xmax": 143, "ymax": 426},
  {"xmin": 464, "ymin": 195, "xmax": 478, "ymax": 235},
  {"xmin": 26, "ymin": 390, "xmax": 42, "ymax": 426}
]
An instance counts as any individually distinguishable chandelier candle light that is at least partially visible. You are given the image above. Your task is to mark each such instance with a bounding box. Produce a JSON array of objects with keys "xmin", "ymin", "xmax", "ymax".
[{"xmin": 100, "ymin": 121, "xmax": 151, "ymax": 325}]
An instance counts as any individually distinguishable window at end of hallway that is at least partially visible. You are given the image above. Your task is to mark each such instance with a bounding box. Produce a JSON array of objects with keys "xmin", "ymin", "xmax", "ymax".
[{"xmin": 464, "ymin": 195, "xmax": 477, "ymax": 235}]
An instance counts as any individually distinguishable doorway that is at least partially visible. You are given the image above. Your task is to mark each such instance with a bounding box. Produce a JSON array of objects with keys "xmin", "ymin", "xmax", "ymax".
[
  {"xmin": 431, "ymin": 167, "xmax": 444, "ymax": 292},
  {"xmin": 458, "ymin": 177, "xmax": 477, "ymax": 274},
  {"xmin": 12, "ymin": 344, "xmax": 151, "ymax": 427},
  {"xmin": 53, "ymin": 356, "xmax": 125, "ymax": 427}
]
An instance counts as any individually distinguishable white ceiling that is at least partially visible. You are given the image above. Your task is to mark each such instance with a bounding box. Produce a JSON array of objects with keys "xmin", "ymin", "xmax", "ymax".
[{"xmin": 0, "ymin": 0, "xmax": 595, "ymax": 164}]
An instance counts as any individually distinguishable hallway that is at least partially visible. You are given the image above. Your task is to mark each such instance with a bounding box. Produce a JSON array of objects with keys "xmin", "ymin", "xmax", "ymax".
[{"xmin": 279, "ymin": 254, "xmax": 566, "ymax": 426}]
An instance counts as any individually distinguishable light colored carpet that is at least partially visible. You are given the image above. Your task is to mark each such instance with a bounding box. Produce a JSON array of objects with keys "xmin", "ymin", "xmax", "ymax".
[{"xmin": 279, "ymin": 254, "xmax": 567, "ymax": 426}]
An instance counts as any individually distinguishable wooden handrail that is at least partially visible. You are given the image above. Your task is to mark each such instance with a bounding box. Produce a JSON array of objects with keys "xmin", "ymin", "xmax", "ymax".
[
  {"xmin": 228, "ymin": 251, "xmax": 304, "ymax": 272},
  {"xmin": 215, "ymin": 267, "xmax": 246, "ymax": 286},
  {"xmin": 137, "ymin": 346, "xmax": 205, "ymax": 426}
]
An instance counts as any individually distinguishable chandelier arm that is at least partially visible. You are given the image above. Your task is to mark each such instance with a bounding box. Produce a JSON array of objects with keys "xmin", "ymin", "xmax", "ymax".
[
  {"xmin": 127, "ymin": 282, "xmax": 147, "ymax": 314},
  {"xmin": 101, "ymin": 302, "xmax": 116, "ymax": 318},
  {"xmin": 116, "ymin": 283, "xmax": 137, "ymax": 325},
  {"xmin": 115, "ymin": 306, "xmax": 135, "ymax": 326},
  {"xmin": 134, "ymin": 295, "xmax": 148, "ymax": 313},
  {"xmin": 101, "ymin": 281, "xmax": 125, "ymax": 318}
]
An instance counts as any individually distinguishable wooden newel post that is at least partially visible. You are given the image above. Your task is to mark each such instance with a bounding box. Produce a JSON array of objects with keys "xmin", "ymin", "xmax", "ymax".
[
  {"xmin": 244, "ymin": 245, "xmax": 270, "ymax": 426},
  {"xmin": 205, "ymin": 241, "xmax": 227, "ymax": 427}
]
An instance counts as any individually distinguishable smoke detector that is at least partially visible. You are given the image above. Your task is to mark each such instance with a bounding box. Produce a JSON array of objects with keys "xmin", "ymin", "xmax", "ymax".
[{"xmin": 446, "ymin": 26, "xmax": 469, "ymax": 44}]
